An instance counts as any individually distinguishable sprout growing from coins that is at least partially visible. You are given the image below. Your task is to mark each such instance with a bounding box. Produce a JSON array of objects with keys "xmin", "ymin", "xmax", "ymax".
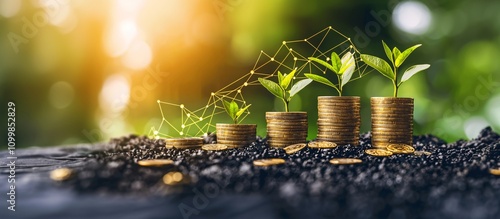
[
  {"xmin": 258, "ymin": 68, "xmax": 313, "ymax": 112},
  {"xmin": 305, "ymin": 51, "xmax": 356, "ymax": 96},
  {"xmin": 223, "ymin": 100, "xmax": 251, "ymax": 124},
  {"xmin": 361, "ymin": 41, "xmax": 430, "ymax": 97}
]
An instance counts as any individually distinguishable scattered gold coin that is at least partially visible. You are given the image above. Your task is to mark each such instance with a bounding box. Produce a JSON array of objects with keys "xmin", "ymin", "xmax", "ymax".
[
  {"xmin": 284, "ymin": 143, "xmax": 307, "ymax": 154},
  {"xmin": 308, "ymin": 141, "xmax": 338, "ymax": 149},
  {"xmin": 413, "ymin": 151, "xmax": 432, "ymax": 156},
  {"xmin": 202, "ymin": 144, "xmax": 229, "ymax": 151},
  {"xmin": 489, "ymin": 168, "xmax": 500, "ymax": 176},
  {"xmin": 329, "ymin": 158, "xmax": 363, "ymax": 165},
  {"xmin": 163, "ymin": 171, "xmax": 184, "ymax": 185},
  {"xmin": 50, "ymin": 168, "xmax": 72, "ymax": 181},
  {"xmin": 365, "ymin": 149, "xmax": 393, "ymax": 157},
  {"xmin": 137, "ymin": 159, "xmax": 174, "ymax": 167},
  {"xmin": 253, "ymin": 158, "xmax": 286, "ymax": 167},
  {"xmin": 387, "ymin": 144, "xmax": 415, "ymax": 154}
]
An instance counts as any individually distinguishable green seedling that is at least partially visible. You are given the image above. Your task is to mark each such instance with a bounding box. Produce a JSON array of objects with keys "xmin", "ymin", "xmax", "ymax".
[
  {"xmin": 258, "ymin": 69, "xmax": 312, "ymax": 112},
  {"xmin": 361, "ymin": 41, "xmax": 430, "ymax": 97},
  {"xmin": 305, "ymin": 51, "xmax": 356, "ymax": 96},
  {"xmin": 223, "ymin": 100, "xmax": 251, "ymax": 124}
]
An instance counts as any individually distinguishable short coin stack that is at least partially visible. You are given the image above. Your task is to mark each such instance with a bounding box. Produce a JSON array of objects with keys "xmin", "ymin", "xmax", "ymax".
[
  {"xmin": 266, "ymin": 112, "xmax": 308, "ymax": 147},
  {"xmin": 165, "ymin": 137, "xmax": 204, "ymax": 149},
  {"xmin": 216, "ymin": 124, "xmax": 256, "ymax": 148},
  {"xmin": 317, "ymin": 96, "xmax": 360, "ymax": 145},
  {"xmin": 371, "ymin": 97, "xmax": 413, "ymax": 148}
]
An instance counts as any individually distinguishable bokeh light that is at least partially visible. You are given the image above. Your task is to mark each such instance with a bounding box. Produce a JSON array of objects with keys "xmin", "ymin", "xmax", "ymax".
[{"xmin": 393, "ymin": 1, "xmax": 432, "ymax": 35}]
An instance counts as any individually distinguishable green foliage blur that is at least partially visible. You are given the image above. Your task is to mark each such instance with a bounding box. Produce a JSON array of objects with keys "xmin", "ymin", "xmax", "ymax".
[{"xmin": 0, "ymin": 0, "xmax": 499, "ymax": 147}]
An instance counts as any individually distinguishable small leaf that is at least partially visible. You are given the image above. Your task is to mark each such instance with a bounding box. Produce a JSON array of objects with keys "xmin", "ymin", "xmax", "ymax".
[
  {"xmin": 289, "ymin": 79, "xmax": 312, "ymax": 97},
  {"xmin": 330, "ymin": 52, "xmax": 341, "ymax": 73},
  {"xmin": 392, "ymin": 47, "xmax": 401, "ymax": 61},
  {"xmin": 280, "ymin": 69, "xmax": 296, "ymax": 89},
  {"xmin": 395, "ymin": 44, "xmax": 421, "ymax": 67},
  {"xmin": 305, "ymin": 73, "xmax": 338, "ymax": 89},
  {"xmin": 308, "ymin": 57, "xmax": 337, "ymax": 73},
  {"xmin": 400, "ymin": 64, "xmax": 430, "ymax": 83},
  {"xmin": 360, "ymin": 54, "xmax": 395, "ymax": 80},
  {"xmin": 341, "ymin": 64, "xmax": 355, "ymax": 88},
  {"xmin": 277, "ymin": 71, "xmax": 284, "ymax": 84},
  {"xmin": 235, "ymin": 104, "xmax": 251, "ymax": 119},
  {"xmin": 229, "ymin": 101, "xmax": 238, "ymax": 120},
  {"xmin": 258, "ymin": 78, "xmax": 284, "ymax": 100},
  {"xmin": 339, "ymin": 52, "xmax": 355, "ymax": 74},
  {"xmin": 223, "ymin": 100, "xmax": 234, "ymax": 120},
  {"xmin": 382, "ymin": 41, "xmax": 393, "ymax": 64}
]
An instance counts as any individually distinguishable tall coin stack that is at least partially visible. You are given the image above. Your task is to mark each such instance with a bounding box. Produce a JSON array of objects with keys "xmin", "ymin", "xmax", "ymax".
[
  {"xmin": 216, "ymin": 124, "xmax": 257, "ymax": 148},
  {"xmin": 266, "ymin": 112, "xmax": 308, "ymax": 147},
  {"xmin": 165, "ymin": 137, "xmax": 204, "ymax": 149},
  {"xmin": 317, "ymin": 96, "xmax": 360, "ymax": 145},
  {"xmin": 370, "ymin": 97, "xmax": 413, "ymax": 148}
]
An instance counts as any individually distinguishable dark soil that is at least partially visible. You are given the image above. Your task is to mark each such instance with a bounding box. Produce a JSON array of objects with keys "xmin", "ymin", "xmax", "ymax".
[{"xmin": 63, "ymin": 127, "xmax": 500, "ymax": 219}]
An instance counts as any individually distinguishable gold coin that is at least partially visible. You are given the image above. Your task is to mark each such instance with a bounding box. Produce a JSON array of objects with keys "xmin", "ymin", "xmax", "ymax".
[
  {"xmin": 253, "ymin": 158, "xmax": 286, "ymax": 166},
  {"xmin": 165, "ymin": 137, "xmax": 203, "ymax": 145},
  {"xmin": 329, "ymin": 158, "xmax": 363, "ymax": 165},
  {"xmin": 283, "ymin": 143, "xmax": 307, "ymax": 154},
  {"xmin": 216, "ymin": 139, "xmax": 254, "ymax": 146},
  {"xmin": 370, "ymin": 97, "xmax": 413, "ymax": 103},
  {"xmin": 386, "ymin": 144, "xmax": 415, "ymax": 154},
  {"xmin": 50, "ymin": 168, "xmax": 72, "ymax": 181},
  {"xmin": 173, "ymin": 144, "xmax": 201, "ymax": 149},
  {"xmin": 163, "ymin": 171, "xmax": 185, "ymax": 185},
  {"xmin": 489, "ymin": 168, "xmax": 500, "ymax": 176},
  {"xmin": 137, "ymin": 159, "xmax": 175, "ymax": 166},
  {"xmin": 365, "ymin": 149, "xmax": 393, "ymax": 156},
  {"xmin": 308, "ymin": 141, "xmax": 338, "ymax": 149},
  {"xmin": 201, "ymin": 144, "xmax": 229, "ymax": 151},
  {"xmin": 413, "ymin": 151, "xmax": 432, "ymax": 156},
  {"xmin": 216, "ymin": 124, "xmax": 256, "ymax": 128},
  {"xmin": 216, "ymin": 135, "xmax": 256, "ymax": 140}
]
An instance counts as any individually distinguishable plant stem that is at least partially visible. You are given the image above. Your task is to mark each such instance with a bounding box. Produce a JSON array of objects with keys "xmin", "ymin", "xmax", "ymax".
[
  {"xmin": 393, "ymin": 80, "xmax": 398, "ymax": 97},
  {"xmin": 337, "ymin": 74, "xmax": 342, "ymax": 96},
  {"xmin": 284, "ymin": 100, "xmax": 289, "ymax": 112}
]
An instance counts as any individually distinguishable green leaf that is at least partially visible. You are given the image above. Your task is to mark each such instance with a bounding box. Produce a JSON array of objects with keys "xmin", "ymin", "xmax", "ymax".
[
  {"xmin": 289, "ymin": 79, "xmax": 312, "ymax": 97},
  {"xmin": 341, "ymin": 64, "xmax": 355, "ymax": 88},
  {"xmin": 330, "ymin": 52, "xmax": 341, "ymax": 73},
  {"xmin": 304, "ymin": 73, "xmax": 338, "ymax": 89},
  {"xmin": 400, "ymin": 64, "xmax": 430, "ymax": 83},
  {"xmin": 277, "ymin": 71, "xmax": 284, "ymax": 84},
  {"xmin": 392, "ymin": 47, "xmax": 401, "ymax": 61},
  {"xmin": 308, "ymin": 57, "xmax": 337, "ymax": 74},
  {"xmin": 360, "ymin": 54, "xmax": 395, "ymax": 80},
  {"xmin": 258, "ymin": 78, "xmax": 284, "ymax": 100},
  {"xmin": 223, "ymin": 100, "xmax": 234, "ymax": 120},
  {"xmin": 235, "ymin": 104, "xmax": 251, "ymax": 119},
  {"xmin": 339, "ymin": 52, "xmax": 355, "ymax": 74},
  {"xmin": 395, "ymin": 44, "xmax": 421, "ymax": 67},
  {"xmin": 280, "ymin": 69, "xmax": 296, "ymax": 89},
  {"xmin": 382, "ymin": 41, "xmax": 393, "ymax": 64}
]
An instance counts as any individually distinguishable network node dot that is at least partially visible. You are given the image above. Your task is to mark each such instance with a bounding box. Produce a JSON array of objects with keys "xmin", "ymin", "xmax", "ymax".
[
  {"xmin": 348, "ymin": 37, "xmax": 351, "ymax": 40},
  {"xmin": 271, "ymin": 57, "xmax": 275, "ymax": 61},
  {"xmin": 326, "ymin": 57, "xmax": 330, "ymax": 61},
  {"xmin": 350, "ymin": 45, "xmax": 353, "ymax": 48},
  {"xmin": 154, "ymin": 131, "xmax": 158, "ymax": 135},
  {"xmin": 304, "ymin": 39, "xmax": 307, "ymax": 41},
  {"xmin": 179, "ymin": 132, "xmax": 184, "ymax": 135},
  {"xmin": 237, "ymin": 90, "xmax": 241, "ymax": 93},
  {"xmin": 156, "ymin": 100, "xmax": 160, "ymax": 103},
  {"xmin": 250, "ymin": 70, "xmax": 255, "ymax": 74},
  {"xmin": 155, "ymin": 136, "xmax": 160, "ymax": 139},
  {"xmin": 206, "ymin": 105, "xmax": 209, "ymax": 108},
  {"xmin": 187, "ymin": 113, "xmax": 190, "ymax": 117},
  {"xmin": 323, "ymin": 71, "xmax": 326, "ymax": 74},
  {"xmin": 181, "ymin": 124, "xmax": 185, "ymax": 128},
  {"xmin": 244, "ymin": 82, "xmax": 248, "ymax": 86},
  {"xmin": 180, "ymin": 104, "xmax": 184, "ymax": 109},
  {"xmin": 289, "ymin": 48, "xmax": 293, "ymax": 51},
  {"xmin": 282, "ymin": 41, "xmax": 286, "ymax": 45},
  {"xmin": 199, "ymin": 117, "xmax": 203, "ymax": 121},
  {"xmin": 308, "ymin": 60, "xmax": 311, "ymax": 63},
  {"xmin": 329, "ymin": 26, "xmax": 332, "ymax": 29},
  {"xmin": 211, "ymin": 92, "xmax": 215, "ymax": 96},
  {"xmin": 294, "ymin": 57, "xmax": 298, "ymax": 61}
]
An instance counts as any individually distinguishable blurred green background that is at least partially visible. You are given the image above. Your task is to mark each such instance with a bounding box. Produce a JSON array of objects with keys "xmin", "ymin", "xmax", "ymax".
[{"xmin": 1, "ymin": 0, "xmax": 499, "ymax": 147}]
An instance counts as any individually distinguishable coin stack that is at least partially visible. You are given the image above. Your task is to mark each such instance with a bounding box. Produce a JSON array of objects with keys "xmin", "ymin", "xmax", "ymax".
[
  {"xmin": 370, "ymin": 97, "xmax": 413, "ymax": 148},
  {"xmin": 216, "ymin": 124, "xmax": 256, "ymax": 148},
  {"xmin": 266, "ymin": 112, "xmax": 308, "ymax": 147},
  {"xmin": 165, "ymin": 137, "xmax": 204, "ymax": 149},
  {"xmin": 317, "ymin": 96, "xmax": 360, "ymax": 145}
]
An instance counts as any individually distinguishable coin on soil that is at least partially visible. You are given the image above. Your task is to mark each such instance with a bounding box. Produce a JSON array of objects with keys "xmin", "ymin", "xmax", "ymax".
[
  {"xmin": 138, "ymin": 159, "xmax": 175, "ymax": 166},
  {"xmin": 50, "ymin": 168, "xmax": 72, "ymax": 181},
  {"xmin": 413, "ymin": 151, "xmax": 432, "ymax": 156},
  {"xmin": 329, "ymin": 158, "xmax": 363, "ymax": 165},
  {"xmin": 283, "ymin": 143, "xmax": 307, "ymax": 154},
  {"xmin": 365, "ymin": 148, "xmax": 393, "ymax": 156},
  {"xmin": 201, "ymin": 144, "xmax": 229, "ymax": 151},
  {"xmin": 489, "ymin": 168, "xmax": 500, "ymax": 176},
  {"xmin": 308, "ymin": 141, "xmax": 338, "ymax": 149},
  {"xmin": 386, "ymin": 144, "xmax": 415, "ymax": 154},
  {"xmin": 253, "ymin": 158, "xmax": 286, "ymax": 166}
]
